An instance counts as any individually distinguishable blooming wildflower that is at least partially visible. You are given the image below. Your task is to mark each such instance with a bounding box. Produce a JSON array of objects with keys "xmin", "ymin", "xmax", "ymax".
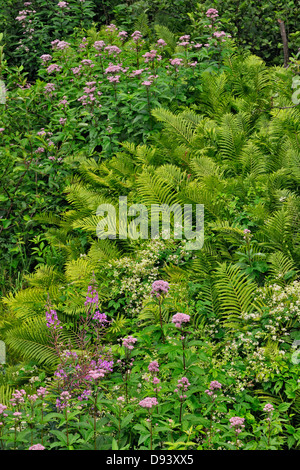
[
  {"xmin": 93, "ymin": 310, "xmax": 108, "ymax": 324},
  {"xmin": 29, "ymin": 444, "xmax": 45, "ymax": 450},
  {"xmin": 177, "ymin": 377, "xmax": 190, "ymax": 392},
  {"xmin": 229, "ymin": 416, "xmax": 245, "ymax": 433},
  {"xmin": 193, "ymin": 43, "xmax": 202, "ymax": 48},
  {"xmin": 148, "ymin": 361, "xmax": 159, "ymax": 373},
  {"xmin": 0, "ymin": 404, "xmax": 7, "ymax": 414},
  {"xmin": 104, "ymin": 63, "xmax": 123, "ymax": 74},
  {"xmin": 71, "ymin": 65, "xmax": 82, "ymax": 75},
  {"xmin": 46, "ymin": 63, "xmax": 62, "ymax": 74},
  {"xmin": 209, "ymin": 380, "xmax": 222, "ymax": 390},
  {"xmin": 35, "ymin": 147, "xmax": 45, "ymax": 154},
  {"xmin": 40, "ymin": 54, "xmax": 52, "ymax": 64},
  {"xmin": 52, "ymin": 40, "xmax": 70, "ymax": 50},
  {"xmin": 28, "ymin": 394, "xmax": 38, "ymax": 403},
  {"xmin": 81, "ymin": 59, "xmax": 94, "ymax": 68},
  {"xmin": 85, "ymin": 285, "xmax": 99, "ymax": 307},
  {"xmin": 37, "ymin": 387, "xmax": 48, "ymax": 398},
  {"xmin": 117, "ymin": 396, "xmax": 125, "ymax": 402},
  {"xmin": 150, "ymin": 280, "xmax": 169, "ymax": 298},
  {"xmin": 105, "ymin": 23, "xmax": 118, "ymax": 33},
  {"xmin": 59, "ymin": 117, "xmax": 67, "ymax": 125},
  {"xmin": 118, "ymin": 31, "xmax": 128, "ymax": 39},
  {"xmin": 169, "ymin": 58, "xmax": 183, "ymax": 67},
  {"xmin": 10, "ymin": 389, "xmax": 26, "ymax": 406},
  {"xmin": 122, "ymin": 336, "xmax": 137, "ymax": 350},
  {"xmin": 263, "ymin": 403, "xmax": 274, "ymax": 413},
  {"xmin": 13, "ymin": 412, "xmax": 22, "ymax": 417},
  {"xmin": 0, "ymin": 128, "xmax": 5, "ymax": 132},
  {"xmin": 172, "ymin": 312, "xmax": 190, "ymax": 328},
  {"xmin": 93, "ymin": 40, "xmax": 105, "ymax": 51},
  {"xmin": 142, "ymin": 80, "xmax": 152, "ymax": 86},
  {"xmin": 57, "ymin": 1, "xmax": 68, "ymax": 7},
  {"xmin": 213, "ymin": 31, "xmax": 227, "ymax": 39},
  {"xmin": 131, "ymin": 69, "xmax": 144, "ymax": 77},
  {"xmin": 88, "ymin": 369, "xmax": 105, "ymax": 380},
  {"xmin": 139, "ymin": 397, "xmax": 158, "ymax": 409},
  {"xmin": 46, "ymin": 309, "xmax": 62, "ymax": 330},
  {"xmin": 131, "ymin": 30, "xmax": 143, "ymax": 42},
  {"xmin": 107, "ymin": 75, "xmax": 120, "ymax": 83},
  {"xmin": 58, "ymin": 96, "xmax": 69, "ymax": 107},
  {"xmin": 206, "ymin": 8, "xmax": 219, "ymax": 19},
  {"xmin": 105, "ymin": 45, "xmax": 122, "ymax": 56},
  {"xmin": 157, "ymin": 38, "xmax": 167, "ymax": 48}
]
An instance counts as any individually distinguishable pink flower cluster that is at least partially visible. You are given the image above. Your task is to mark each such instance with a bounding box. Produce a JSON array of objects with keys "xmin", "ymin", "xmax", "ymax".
[
  {"xmin": 205, "ymin": 380, "xmax": 222, "ymax": 396},
  {"xmin": 40, "ymin": 54, "xmax": 52, "ymax": 64},
  {"xmin": 142, "ymin": 50, "xmax": 162, "ymax": 63},
  {"xmin": 105, "ymin": 45, "xmax": 122, "ymax": 57},
  {"xmin": 175, "ymin": 377, "xmax": 190, "ymax": 399},
  {"xmin": 88, "ymin": 369, "xmax": 106, "ymax": 380},
  {"xmin": 93, "ymin": 40, "xmax": 105, "ymax": 52},
  {"xmin": 131, "ymin": 31, "xmax": 143, "ymax": 43},
  {"xmin": 263, "ymin": 403, "xmax": 274, "ymax": 413},
  {"xmin": 46, "ymin": 309, "xmax": 62, "ymax": 330},
  {"xmin": 84, "ymin": 285, "xmax": 99, "ymax": 307},
  {"xmin": 229, "ymin": 416, "xmax": 245, "ymax": 433},
  {"xmin": 148, "ymin": 361, "xmax": 159, "ymax": 373},
  {"xmin": 122, "ymin": 335, "xmax": 137, "ymax": 350},
  {"xmin": 172, "ymin": 312, "xmax": 190, "ymax": 328},
  {"xmin": 46, "ymin": 64, "xmax": 62, "ymax": 74},
  {"xmin": 150, "ymin": 280, "xmax": 170, "ymax": 298},
  {"xmin": 157, "ymin": 38, "xmax": 167, "ymax": 48},
  {"xmin": 10, "ymin": 389, "xmax": 26, "ymax": 406},
  {"xmin": 51, "ymin": 39, "xmax": 70, "ymax": 50},
  {"xmin": 93, "ymin": 310, "xmax": 108, "ymax": 324},
  {"xmin": 206, "ymin": 8, "xmax": 219, "ymax": 19},
  {"xmin": 139, "ymin": 397, "xmax": 158, "ymax": 409},
  {"xmin": 29, "ymin": 444, "xmax": 45, "ymax": 450}
]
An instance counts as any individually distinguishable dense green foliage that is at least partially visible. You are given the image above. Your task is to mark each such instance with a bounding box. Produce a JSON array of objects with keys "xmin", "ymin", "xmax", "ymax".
[{"xmin": 0, "ymin": 0, "xmax": 300, "ymax": 452}]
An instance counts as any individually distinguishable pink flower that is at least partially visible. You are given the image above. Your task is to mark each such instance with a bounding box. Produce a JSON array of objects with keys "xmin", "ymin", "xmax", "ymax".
[
  {"xmin": 52, "ymin": 40, "xmax": 70, "ymax": 50},
  {"xmin": 40, "ymin": 54, "xmax": 52, "ymax": 64},
  {"xmin": 46, "ymin": 309, "xmax": 62, "ymax": 330},
  {"xmin": 0, "ymin": 404, "xmax": 7, "ymax": 414},
  {"xmin": 0, "ymin": 128, "xmax": 4, "ymax": 132},
  {"xmin": 171, "ymin": 312, "xmax": 190, "ymax": 328},
  {"xmin": 88, "ymin": 369, "xmax": 105, "ymax": 380},
  {"xmin": 105, "ymin": 45, "xmax": 122, "ymax": 56},
  {"xmin": 139, "ymin": 397, "xmax": 158, "ymax": 409},
  {"xmin": 142, "ymin": 80, "xmax": 152, "ymax": 86},
  {"xmin": 209, "ymin": 380, "xmax": 222, "ymax": 390},
  {"xmin": 131, "ymin": 30, "xmax": 142, "ymax": 42},
  {"xmin": 46, "ymin": 64, "xmax": 62, "ymax": 74},
  {"xmin": 104, "ymin": 63, "xmax": 124, "ymax": 74},
  {"xmin": 105, "ymin": 23, "xmax": 118, "ymax": 33},
  {"xmin": 263, "ymin": 403, "xmax": 274, "ymax": 413},
  {"xmin": 150, "ymin": 280, "xmax": 169, "ymax": 298},
  {"xmin": 57, "ymin": 1, "xmax": 68, "ymax": 7},
  {"xmin": 107, "ymin": 75, "xmax": 120, "ymax": 83},
  {"xmin": 118, "ymin": 31, "xmax": 128, "ymax": 39},
  {"xmin": 29, "ymin": 444, "xmax": 45, "ymax": 450},
  {"xmin": 206, "ymin": 8, "xmax": 219, "ymax": 19},
  {"xmin": 122, "ymin": 336, "xmax": 137, "ymax": 350},
  {"xmin": 229, "ymin": 416, "xmax": 245, "ymax": 433},
  {"xmin": 148, "ymin": 361, "xmax": 159, "ymax": 373},
  {"xmin": 157, "ymin": 38, "xmax": 167, "ymax": 48}
]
